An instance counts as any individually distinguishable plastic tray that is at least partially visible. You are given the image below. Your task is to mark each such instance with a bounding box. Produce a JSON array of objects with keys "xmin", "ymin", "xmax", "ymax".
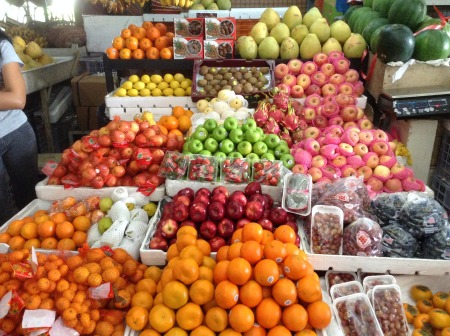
[
  {"xmin": 36, "ymin": 177, "xmax": 166, "ymax": 202},
  {"xmin": 310, "ymin": 205, "xmax": 344, "ymax": 255},
  {"xmin": 281, "ymin": 173, "xmax": 312, "ymax": 216}
]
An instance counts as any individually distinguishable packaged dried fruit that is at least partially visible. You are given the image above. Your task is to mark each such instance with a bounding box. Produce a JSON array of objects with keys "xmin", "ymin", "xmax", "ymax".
[
  {"xmin": 158, "ymin": 151, "xmax": 189, "ymax": 180},
  {"xmin": 221, "ymin": 157, "xmax": 251, "ymax": 184},
  {"xmin": 187, "ymin": 155, "xmax": 218, "ymax": 182},
  {"xmin": 362, "ymin": 275, "xmax": 396, "ymax": 294},
  {"xmin": 282, "ymin": 173, "xmax": 312, "ymax": 216},
  {"xmin": 326, "ymin": 270, "xmax": 358, "ymax": 294},
  {"xmin": 330, "ymin": 281, "xmax": 364, "ymax": 301},
  {"xmin": 333, "ymin": 293, "xmax": 383, "ymax": 336},
  {"xmin": 343, "ymin": 217, "xmax": 383, "ymax": 257},
  {"xmin": 311, "ymin": 205, "xmax": 344, "ymax": 255},
  {"xmin": 252, "ymin": 160, "xmax": 283, "ymax": 186},
  {"xmin": 381, "ymin": 224, "xmax": 418, "ymax": 258}
]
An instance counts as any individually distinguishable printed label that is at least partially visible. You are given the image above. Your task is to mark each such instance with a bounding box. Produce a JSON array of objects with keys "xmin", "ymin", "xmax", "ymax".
[{"xmin": 356, "ymin": 230, "xmax": 371, "ymax": 249}]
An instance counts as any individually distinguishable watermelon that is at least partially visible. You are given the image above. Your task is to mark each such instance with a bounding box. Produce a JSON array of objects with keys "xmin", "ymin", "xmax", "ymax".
[
  {"xmin": 388, "ymin": 0, "xmax": 427, "ymax": 31},
  {"xmin": 372, "ymin": 0, "xmax": 396, "ymax": 18},
  {"xmin": 362, "ymin": 18, "xmax": 389, "ymax": 44},
  {"xmin": 413, "ymin": 29, "xmax": 450, "ymax": 61},
  {"xmin": 348, "ymin": 7, "xmax": 373, "ymax": 31},
  {"xmin": 354, "ymin": 10, "xmax": 382, "ymax": 34},
  {"xmin": 363, "ymin": 0, "xmax": 374, "ymax": 7},
  {"xmin": 344, "ymin": 6, "xmax": 361, "ymax": 23},
  {"xmin": 376, "ymin": 24, "xmax": 415, "ymax": 63},
  {"xmin": 369, "ymin": 26, "xmax": 384, "ymax": 52},
  {"xmin": 415, "ymin": 19, "xmax": 450, "ymax": 39}
]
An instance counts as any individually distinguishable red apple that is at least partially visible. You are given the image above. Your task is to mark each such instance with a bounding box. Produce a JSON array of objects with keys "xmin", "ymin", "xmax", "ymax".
[
  {"xmin": 195, "ymin": 187, "xmax": 211, "ymax": 199},
  {"xmin": 313, "ymin": 115, "xmax": 328, "ymax": 129},
  {"xmin": 225, "ymin": 201, "xmax": 244, "ymax": 220},
  {"xmin": 211, "ymin": 186, "xmax": 230, "ymax": 198},
  {"xmin": 172, "ymin": 203, "xmax": 189, "ymax": 222},
  {"xmin": 173, "ymin": 194, "xmax": 191, "ymax": 207},
  {"xmin": 287, "ymin": 59, "xmax": 303, "ymax": 76},
  {"xmin": 211, "ymin": 192, "xmax": 228, "ymax": 206},
  {"xmin": 306, "ymin": 84, "xmax": 322, "ymax": 96},
  {"xmin": 301, "ymin": 61, "xmax": 318, "ymax": 76},
  {"xmin": 244, "ymin": 181, "xmax": 262, "ymax": 197},
  {"xmin": 296, "ymin": 74, "xmax": 311, "ymax": 90},
  {"xmin": 177, "ymin": 187, "xmax": 195, "ymax": 200},
  {"xmin": 313, "ymin": 52, "xmax": 329, "ymax": 67},
  {"xmin": 244, "ymin": 201, "xmax": 265, "ymax": 221},
  {"xmin": 275, "ymin": 63, "xmax": 289, "ymax": 80},
  {"xmin": 149, "ymin": 236, "xmax": 168, "ymax": 251},
  {"xmin": 199, "ymin": 220, "xmax": 217, "ymax": 240},
  {"xmin": 258, "ymin": 218, "xmax": 273, "ymax": 232},
  {"xmin": 236, "ymin": 218, "xmax": 251, "ymax": 230},
  {"xmin": 217, "ymin": 218, "xmax": 235, "ymax": 238},
  {"xmin": 208, "ymin": 201, "xmax": 226, "ymax": 221},
  {"xmin": 269, "ymin": 207, "xmax": 288, "ymax": 226},
  {"xmin": 229, "ymin": 191, "xmax": 248, "ymax": 207},
  {"xmin": 209, "ymin": 236, "xmax": 226, "ymax": 252},
  {"xmin": 160, "ymin": 219, "xmax": 178, "ymax": 239},
  {"xmin": 189, "ymin": 202, "xmax": 208, "ymax": 222}
]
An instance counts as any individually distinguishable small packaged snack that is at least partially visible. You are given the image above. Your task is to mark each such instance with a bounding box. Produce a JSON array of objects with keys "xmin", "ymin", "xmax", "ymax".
[
  {"xmin": 187, "ymin": 155, "xmax": 218, "ymax": 182},
  {"xmin": 371, "ymin": 285, "xmax": 409, "ymax": 336},
  {"xmin": 362, "ymin": 275, "xmax": 396, "ymax": 294},
  {"xmin": 311, "ymin": 205, "xmax": 344, "ymax": 255},
  {"xmin": 333, "ymin": 293, "xmax": 383, "ymax": 336},
  {"xmin": 381, "ymin": 224, "xmax": 418, "ymax": 258},
  {"xmin": 330, "ymin": 281, "xmax": 364, "ymax": 301},
  {"xmin": 158, "ymin": 151, "xmax": 189, "ymax": 180},
  {"xmin": 282, "ymin": 173, "xmax": 312, "ymax": 216},
  {"xmin": 326, "ymin": 270, "xmax": 358, "ymax": 294},
  {"xmin": 343, "ymin": 218, "xmax": 383, "ymax": 257},
  {"xmin": 252, "ymin": 160, "xmax": 283, "ymax": 186},
  {"xmin": 221, "ymin": 157, "xmax": 251, "ymax": 184}
]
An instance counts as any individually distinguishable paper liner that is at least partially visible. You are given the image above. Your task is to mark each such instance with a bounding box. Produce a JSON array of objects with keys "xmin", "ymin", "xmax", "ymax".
[{"xmin": 108, "ymin": 201, "xmax": 130, "ymax": 222}]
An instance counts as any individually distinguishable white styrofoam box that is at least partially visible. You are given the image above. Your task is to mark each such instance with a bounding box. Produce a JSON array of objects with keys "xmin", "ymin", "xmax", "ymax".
[
  {"xmin": 34, "ymin": 86, "xmax": 72, "ymax": 123},
  {"xmin": 105, "ymin": 92, "xmax": 196, "ymax": 109},
  {"xmin": 294, "ymin": 95, "xmax": 368, "ymax": 109},
  {"xmin": 35, "ymin": 177, "xmax": 165, "ymax": 202},
  {"xmin": 165, "ymin": 179, "xmax": 283, "ymax": 202},
  {"xmin": 107, "ymin": 107, "xmax": 173, "ymax": 122}
]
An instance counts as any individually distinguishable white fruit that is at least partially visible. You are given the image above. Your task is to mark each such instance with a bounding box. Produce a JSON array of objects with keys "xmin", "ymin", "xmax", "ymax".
[
  {"xmin": 196, "ymin": 99, "xmax": 209, "ymax": 112},
  {"xmin": 217, "ymin": 89, "xmax": 235, "ymax": 101},
  {"xmin": 213, "ymin": 101, "xmax": 230, "ymax": 115},
  {"xmin": 229, "ymin": 97, "xmax": 243, "ymax": 110}
]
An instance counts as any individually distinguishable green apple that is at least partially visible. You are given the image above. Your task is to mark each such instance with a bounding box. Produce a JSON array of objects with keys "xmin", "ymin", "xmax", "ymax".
[
  {"xmin": 223, "ymin": 116, "xmax": 238, "ymax": 132},
  {"xmin": 252, "ymin": 141, "xmax": 268, "ymax": 156},
  {"xmin": 241, "ymin": 118, "xmax": 257, "ymax": 132},
  {"xmin": 237, "ymin": 140, "xmax": 252, "ymax": 156},
  {"xmin": 261, "ymin": 152, "xmax": 276, "ymax": 161},
  {"xmin": 219, "ymin": 139, "xmax": 234, "ymax": 154},
  {"xmin": 193, "ymin": 126, "xmax": 209, "ymax": 142},
  {"xmin": 99, "ymin": 197, "xmax": 113, "ymax": 212},
  {"xmin": 255, "ymin": 127, "xmax": 264, "ymax": 137},
  {"xmin": 184, "ymin": 151, "xmax": 193, "ymax": 156},
  {"xmin": 274, "ymin": 144, "xmax": 290, "ymax": 159},
  {"xmin": 204, "ymin": 137, "xmax": 219, "ymax": 153},
  {"xmin": 279, "ymin": 139, "xmax": 289, "ymax": 148},
  {"xmin": 229, "ymin": 128, "xmax": 244, "ymax": 144},
  {"xmin": 214, "ymin": 151, "xmax": 227, "ymax": 160},
  {"xmin": 245, "ymin": 129, "xmax": 261, "ymax": 144},
  {"xmin": 268, "ymin": 149, "xmax": 275, "ymax": 156},
  {"xmin": 199, "ymin": 149, "xmax": 212, "ymax": 156},
  {"xmin": 203, "ymin": 119, "xmax": 218, "ymax": 133},
  {"xmin": 264, "ymin": 134, "xmax": 281, "ymax": 149},
  {"xmin": 280, "ymin": 153, "xmax": 295, "ymax": 169},
  {"xmin": 229, "ymin": 151, "xmax": 243, "ymax": 158},
  {"xmin": 98, "ymin": 217, "xmax": 113, "ymax": 234},
  {"xmin": 189, "ymin": 139, "xmax": 204, "ymax": 154},
  {"xmin": 182, "ymin": 141, "xmax": 191, "ymax": 153},
  {"xmin": 212, "ymin": 125, "xmax": 228, "ymax": 142},
  {"xmin": 143, "ymin": 202, "xmax": 157, "ymax": 217},
  {"xmin": 246, "ymin": 153, "xmax": 260, "ymax": 163}
]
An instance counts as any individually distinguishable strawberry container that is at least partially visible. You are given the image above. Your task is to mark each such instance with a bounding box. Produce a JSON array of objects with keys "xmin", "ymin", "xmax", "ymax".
[
  {"xmin": 282, "ymin": 172, "xmax": 312, "ymax": 216},
  {"xmin": 204, "ymin": 17, "xmax": 236, "ymax": 40},
  {"xmin": 330, "ymin": 281, "xmax": 364, "ymax": 301},
  {"xmin": 174, "ymin": 18, "xmax": 205, "ymax": 38},
  {"xmin": 252, "ymin": 159, "xmax": 283, "ymax": 186},
  {"xmin": 203, "ymin": 39, "xmax": 234, "ymax": 59},
  {"xmin": 158, "ymin": 151, "xmax": 189, "ymax": 180},
  {"xmin": 173, "ymin": 37, "xmax": 204, "ymax": 59},
  {"xmin": 187, "ymin": 154, "xmax": 219, "ymax": 182},
  {"xmin": 220, "ymin": 157, "xmax": 251, "ymax": 184}
]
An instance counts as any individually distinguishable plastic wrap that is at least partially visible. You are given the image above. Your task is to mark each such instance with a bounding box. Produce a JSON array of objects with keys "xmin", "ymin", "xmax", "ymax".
[
  {"xmin": 381, "ymin": 224, "xmax": 418, "ymax": 258},
  {"xmin": 282, "ymin": 173, "xmax": 312, "ymax": 216},
  {"xmin": 420, "ymin": 223, "xmax": 450, "ymax": 260},
  {"xmin": 370, "ymin": 192, "xmax": 408, "ymax": 227},
  {"xmin": 343, "ymin": 218, "xmax": 383, "ymax": 257}
]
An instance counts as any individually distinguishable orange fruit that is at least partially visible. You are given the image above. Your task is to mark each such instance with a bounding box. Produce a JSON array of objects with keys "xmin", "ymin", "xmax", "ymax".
[
  {"xmin": 179, "ymin": 245, "xmax": 203, "ymax": 266},
  {"xmin": 216, "ymin": 245, "xmax": 229, "ymax": 262},
  {"xmin": 155, "ymin": 23, "xmax": 167, "ymax": 35},
  {"xmin": 72, "ymin": 231, "xmax": 87, "ymax": 247},
  {"xmin": 55, "ymin": 221, "xmax": 74, "ymax": 239},
  {"xmin": 285, "ymin": 243, "xmax": 301, "ymax": 256},
  {"xmin": 172, "ymin": 106, "xmax": 185, "ymax": 118},
  {"xmin": 243, "ymin": 325, "xmax": 267, "ymax": 336},
  {"xmin": 164, "ymin": 327, "xmax": 188, "ymax": 336},
  {"xmin": 227, "ymin": 241, "xmax": 243, "ymax": 260},
  {"xmin": 145, "ymin": 47, "xmax": 160, "ymax": 59},
  {"xmin": 154, "ymin": 36, "xmax": 169, "ymax": 50},
  {"xmin": 256, "ymin": 298, "xmax": 282, "ymax": 329},
  {"xmin": 199, "ymin": 265, "xmax": 214, "ymax": 283},
  {"xmin": 107, "ymin": 47, "xmax": 120, "ymax": 60},
  {"xmin": 147, "ymin": 27, "xmax": 161, "ymax": 41},
  {"xmin": 282, "ymin": 303, "xmax": 308, "ymax": 332},
  {"xmin": 172, "ymin": 258, "xmax": 199, "ymax": 285},
  {"xmin": 120, "ymin": 47, "xmax": 132, "ymax": 59},
  {"xmin": 41, "ymin": 237, "xmax": 58, "ymax": 249},
  {"xmin": 219, "ymin": 329, "xmax": 243, "ymax": 336},
  {"xmin": 87, "ymin": 273, "xmax": 102, "ymax": 288},
  {"xmin": 95, "ymin": 321, "xmax": 115, "ymax": 336},
  {"xmin": 164, "ymin": 116, "xmax": 179, "ymax": 131},
  {"xmin": 242, "ymin": 222, "xmax": 263, "ymax": 243},
  {"xmin": 307, "ymin": 301, "xmax": 332, "ymax": 329},
  {"xmin": 162, "ymin": 280, "xmax": 189, "ymax": 309},
  {"xmin": 283, "ymin": 254, "xmax": 310, "ymax": 281},
  {"xmin": 267, "ymin": 325, "xmax": 291, "ymax": 336},
  {"xmin": 8, "ymin": 236, "xmax": 25, "ymax": 250},
  {"xmin": 239, "ymin": 280, "xmax": 263, "ymax": 308},
  {"xmin": 160, "ymin": 47, "xmax": 173, "ymax": 60},
  {"xmin": 177, "ymin": 226, "xmax": 198, "ymax": 238},
  {"xmin": 196, "ymin": 239, "xmax": 211, "ymax": 257},
  {"xmin": 131, "ymin": 291, "xmax": 154, "ymax": 310},
  {"xmin": 274, "ymin": 225, "xmax": 297, "ymax": 244},
  {"xmin": 126, "ymin": 306, "xmax": 149, "ymax": 331},
  {"xmin": 132, "ymin": 48, "xmax": 145, "ymax": 59},
  {"xmin": 189, "ymin": 279, "xmax": 214, "ymax": 305},
  {"xmin": 264, "ymin": 240, "xmax": 287, "ymax": 263},
  {"xmin": 133, "ymin": 27, "xmax": 147, "ymax": 40},
  {"xmin": 21, "ymin": 222, "xmax": 38, "ymax": 239},
  {"xmin": 202, "ymin": 255, "xmax": 216, "ymax": 269},
  {"xmin": 213, "ymin": 260, "xmax": 230, "ymax": 285},
  {"xmin": 176, "ymin": 302, "xmax": 204, "ymax": 331},
  {"xmin": 121, "ymin": 28, "xmax": 132, "ymax": 39},
  {"xmin": 227, "ymin": 257, "xmax": 252, "ymax": 286},
  {"xmin": 296, "ymin": 274, "xmax": 322, "ymax": 303},
  {"xmin": 57, "ymin": 238, "xmax": 76, "ymax": 251},
  {"xmin": 139, "ymin": 330, "xmax": 161, "ymax": 336},
  {"xmin": 240, "ymin": 240, "xmax": 264, "ymax": 265},
  {"xmin": 23, "ymin": 238, "xmax": 40, "ymax": 250},
  {"xmin": 205, "ymin": 306, "xmax": 228, "ymax": 332},
  {"xmin": 229, "ymin": 304, "xmax": 255, "ymax": 333},
  {"xmin": 191, "ymin": 326, "xmax": 215, "ymax": 336},
  {"xmin": 176, "ymin": 233, "xmax": 197, "ymax": 251},
  {"xmin": 177, "ymin": 115, "xmax": 192, "ymax": 134},
  {"xmin": 260, "ymin": 230, "xmax": 274, "ymax": 245},
  {"xmin": 73, "ymin": 216, "xmax": 91, "ymax": 231},
  {"xmin": 231, "ymin": 228, "xmax": 243, "ymax": 244},
  {"xmin": 272, "ymin": 278, "xmax": 297, "ymax": 307},
  {"xmin": 215, "ymin": 280, "xmax": 239, "ymax": 309},
  {"xmin": 125, "ymin": 36, "xmax": 139, "ymax": 50},
  {"xmin": 114, "ymin": 289, "xmax": 131, "ymax": 309},
  {"xmin": 37, "ymin": 220, "xmax": 56, "ymax": 238},
  {"xmin": 135, "ymin": 278, "xmax": 157, "ymax": 295},
  {"xmin": 0, "ymin": 232, "xmax": 11, "ymax": 243},
  {"xmin": 253, "ymin": 259, "xmax": 279, "ymax": 287},
  {"xmin": 144, "ymin": 265, "xmax": 162, "ymax": 283}
]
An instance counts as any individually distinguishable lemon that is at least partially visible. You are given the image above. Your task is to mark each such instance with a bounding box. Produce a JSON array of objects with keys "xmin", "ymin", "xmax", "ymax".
[
  {"xmin": 180, "ymin": 80, "xmax": 190, "ymax": 89},
  {"xmin": 140, "ymin": 88, "xmax": 151, "ymax": 96},
  {"xmin": 170, "ymin": 81, "xmax": 180, "ymax": 90},
  {"xmin": 133, "ymin": 81, "xmax": 145, "ymax": 91},
  {"xmin": 174, "ymin": 88, "xmax": 186, "ymax": 97},
  {"xmin": 128, "ymin": 74, "xmax": 140, "ymax": 83},
  {"xmin": 151, "ymin": 74, "xmax": 163, "ymax": 84},
  {"xmin": 186, "ymin": 87, "xmax": 191, "ymax": 95},
  {"xmin": 127, "ymin": 88, "xmax": 139, "ymax": 97},
  {"xmin": 140, "ymin": 74, "xmax": 151, "ymax": 84},
  {"xmin": 121, "ymin": 81, "xmax": 133, "ymax": 90},
  {"xmin": 174, "ymin": 73, "xmax": 185, "ymax": 82},
  {"xmin": 157, "ymin": 82, "xmax": 169, "ymax": 90},
  {"xmin": 152, "ymin": 88, "xmax": 163, "ymax": 97},
  {"xmin": 115, "ymin": 88, "xmax": 127, "ymax": 97},
  {"xmin": 163, "ymin": 88, "xmax": 174, "ymax": 96},
  {"xmin": 163, "ymin": 73, "xmax": 174, "ymax": 83},
  {"xmin": 146, "ymin": 82, "xmax": 157, "ymax": 90},
  {"xmin": 186, "ymin": 78, "xmax": 193, "ymax": 86}
]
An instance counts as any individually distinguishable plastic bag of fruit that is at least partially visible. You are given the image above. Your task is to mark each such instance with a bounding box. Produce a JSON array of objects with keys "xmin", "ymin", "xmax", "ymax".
[
  {"xmin": 343, "ymin": 217, "xmax": 383, "ymax": 257},
  {"xmin": 370, "ymin": 192, "xmax": 408, "ymax": 227},
  {"xmin": 380, "ymin": 224, "xmax": 418, "ymax": 258},
  {"xmin": 420, "ymin": 222, "xmax": 450, "ymax": 260}
]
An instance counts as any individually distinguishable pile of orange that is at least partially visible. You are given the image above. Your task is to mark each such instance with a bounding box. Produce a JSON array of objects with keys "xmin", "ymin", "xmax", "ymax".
[
  {"xmin": 106, "ymin": 21, "xmax": 174, "ymax": 60},
  {"xmin": 130, "ymin": 223, "xmax": 332, "ymax": 335},
  {"xmin": 0, "ymin": 209, "xmax": 93, "ymax": 251},
  {"xmin": 158, "ymin": 106, "xmax": 193, "ymax": 134},
  {"xmin": 0, "ymin": 247, "xmax": 153, "ymax": 335}
]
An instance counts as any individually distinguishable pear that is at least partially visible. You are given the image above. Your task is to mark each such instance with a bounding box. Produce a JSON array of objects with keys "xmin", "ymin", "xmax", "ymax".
[
  {"xmin": 343, "ymin": 33, "xmax": 367, "ymax": 58},
  {"xmin": 217, "ymin": 0, "xmax": 231, "ymax": 10},
  {"xmin": 280, "ymin": 37, "xmax": 299, "ymax": 59},
  {"xmin": 25, "ymin": 41, "xmax": 43, "ymax": 59},
  {"xmin": 282, "ymin": 5, "xmax": 302, "ymax": 31},
  {"xmin": 239, "ymin": 36, "xmax": 258, "ymax": 60},
  {"xmin": 191, "ymin": 4, "xmax": 205, "ymax": 9},
  {"xmin": 299, "ymin": 33, "xmax": 322, "ymax": 59},
  {"xmin": 258, "ymin": 36, "xmax": 280, "ymax": 59},
  {"xmin": 250, "ymin": 22, "xmax": 268, "ymax": 45},
  {"xmin": 269, "ymin": 22, "xmax": 290, "ymax": 44},
  {"xmin": 207, "ymin": 3, "xmax": 218, "ymax": 10},
  {"xmin": 309, "ymin": 18, "xmax": 331, "ymax": 44},
  {"xmin": 290, "ymin": 24, "xmax": 309, "ymax": 45},
  {"xmin": 201, "ymin": 0, "xmax": 213, "ymax": 8},
  {"xmin": 303, "ymin": 7, "xmax": 323, "ymax": 29},
  {"xmin": 330, "ymin": 20, "xmax": 352, "ymax": 44},
  {"xmin": 322, "ymin": 37, "xmax": 343, "ymax": 55},
  {"xmin": 260, "ymin": 8, "xmax": 280, "ymax": 31}
]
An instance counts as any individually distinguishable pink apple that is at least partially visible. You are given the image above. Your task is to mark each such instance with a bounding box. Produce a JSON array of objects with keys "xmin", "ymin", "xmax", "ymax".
[
  {"xmin": 321, "ymin": 83, "xmax": 338, "ymax": 97},
  {"xmin": 378, "ymin": 155, "xmax": 396, "ymax": 168},
  {"xmin": 343, "ymin": 121, "xmax": 359, "ymax": 130},
  {"xmin": 353, "ymin": 143, "xmax": 369, "ymax": 157},
  {"xmin": 326, "ymin": 124, "xmax": 344, "ymax": 137},
  {"xmin": 357, "ymin": 165, "xmax": 373, "ymax": 181},
  {"xmin": 338, "ymin": 82, "xmax": 355, "ymax": 95},
  {"xmin": 341, "ymin": 165, "xmax": 358, "ymax": 177},
  {"xmin": 304, "ymin": 138, "xmax": 321, "ymax": 155},
  {"xmin": 340, "ymin": 105, "xmax": 359, "ymax": 122},
  {"xmin": 304, "ymin": 126, "xmax": 321, "ymax": 139},
  {"xmin": 373, "ymin": 165, "xmax": 392, "ymax": 181},
  {"xmin": 306, "ymin": 84, "xmax": 322, "ymax": 96},
  {"xmin": 329, "ymin": 116, "xmax": 344, "ymax": 126},
  {"xmin": 307, "ymin": 167, "xmax": 323, "ymax": 182},
  {"xmin": 301, "ymin": 61, "xmax": 318, "ymax": 76},
  {"xmin": 402, "ymin": 176, "xmax": 425, "ymax": 192},
  {"xmin": 370, "ymin": 140, "xmax": 390, "ymax": 156},
  {"xmin": 282, "ymin": 74, "xmax": 297, "ymax": 87},
  {"xmin": 338, "ymin": 143, "xmax": 354, "ymax": 157},
  {"xmin": 341, "ymin": 128, "xmax": 360, "ymax": 146},
  {"xmin": 355, "ymin": 107, "xmax": 365, "ymax": 121},
  {"xmin": 333, "ymin": 57, "xmax": 351, "ymax": 74},
  {"xmin": 328, "ymin": 51, "xmax": 345, "ymax": 63},
  {"xmin": 290, "ymin": 85, "xmax": 305, "ymax": 98},
  {"xmin": 320, "ymin": 144, "xmax": 339, "ymax": 160},
  {"xmin": 275, "ymin": 63, "xmax": 289, "ymax": 80},
  {"xmin": 335, "ymin": 93, "xmax": 353, "ymax": 107},
  {"xmin": 291, "ymin": 164, "xmax": 308, "ymax": 174},
  {"xmin": 287, "ymin": 59, "xmax": 303, "ymax": 76},
  {"xmin": 384, "ymin": 178, "xmax": 403, "ymax": 193},
  {"xmin": 320, "ymin": 101, "xmax": 339, "ymax": 118},
  {"xmin": 303, "ymin": 107, "xmax": 316, "ymax": 123},
  {"xmin": 357, "ymin": 118, "xmax": 374, "ymax": 130},
  {"xmin": 371, "ymin": 129, "xmax": 389, "ymax": 142},
  {"xmin": 358, "ymin": 130, "xmax": 374, "ymax": 145},
  {"xmin": 296, "ymin": 74, "xmax": 311, "ymax": 89},
  {"xmin": 390, "ymin": 163, "xmax": 410, "ymax": 180},
  {"xmin": 353, "ymin": 81, "xmax": 365, "ymax": 97},
  {"xmin": 276, "ymin": 83, "xmax": 291, "ymax": 95},
  {"xmin": 366, "ymin": 176, "xmax": 384, "ymax": 192},
  {"xmin": 389, "ymin": 141, "xmax": 397, "ymax": 152},
  {"xmin": 313, "ymin": 115, "xmax": 328, "ymax": 129},
  {"xmin": 331, "ymin": 155, "xmax": 347, "ymax": 168},
  {"xmin": 344, "ymin": 69, "xmax": 359, "ymax": 83},
  {"xmin": 329, "ymin": 73, "xmax": 346, "ymax": 86},
  {"xmin": 311, "ymin": 71, "xmax": 328, "ymax": 87},
  {"xmin": 311, "ymin": 154, "xmax": 327, "ymax": 168},
  {"xmin": 347, "ymin": 155, "xmax": 365, "ymax": 168},
  {"xmin": 304, "ymin": 94, "xmax": 322, "ymax": 108},
  {"xmin": 321, "ymin": 165, "xmax": 341, "ymax": 179},
  {"xmin": 320, "ymin": 62, "xmax": 336, "ymax": 77},
  {"xmin": 313, "ymin": 52, "xmax": 329, "ymax": 67},
  {"xmin": 363, "ymin": 151, "xmax": 380, "ymax": 169}
]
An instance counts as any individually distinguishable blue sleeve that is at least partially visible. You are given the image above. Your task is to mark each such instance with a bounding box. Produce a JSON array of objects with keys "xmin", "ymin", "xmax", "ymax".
[{"xmin": 0, "ymin": 40, "xmax": 24, "ymax": 68}]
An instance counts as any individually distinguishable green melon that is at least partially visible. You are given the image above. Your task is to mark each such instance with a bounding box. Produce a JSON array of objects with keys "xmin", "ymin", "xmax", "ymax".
[
  {"xmin": 413, "ymin": 29, "xmax": 450, "ymax": 61},
  {"xmin": 354, "ymin": 10, "xmax": 381, "ymax": 34},
  {"xmin": 388, "ymin": 0, "xmax": 427, "ymax": 30},
  {"xmin": 369, "ymin": 26, "xmax": 384, "ymax": 52},
  {"xmin": 362, "ymin": 18, "xmax": 389, "ymax": 44},
  {"xmin": 364, "ymin": 0, "xmax": 374, "ymax": 7},
  {"xmin": 372, "ymin": 0, "xmax": 396, "ymax": 18},
  {"xmin": 348, "ymin": 7, "xmax": 373, "ymax": 31},
  {"xmin": 415, "ymin": 18, "xmax": 450, "ymax": 39},
  {"xmin": 376, "ymin": 24, "xmax": 415, "ymax": 63},
  {"xmin": 344, "ymin": 6, "xmax": 361, "ymax": 23}
]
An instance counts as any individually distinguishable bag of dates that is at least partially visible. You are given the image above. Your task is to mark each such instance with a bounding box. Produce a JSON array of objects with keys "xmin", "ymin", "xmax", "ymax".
[
  {"xmin": 420, "ymin": 223, "xmax": 450, "ymax": 260},
  {"xmin": 343, "ymin": 218, "xmax": 383, "ymax": 257},
  {"xmin": 370, "ymin": 192, "xmax": 408, "ymax": 227},
  {"xmin": 381, "ymin": 224, "xmax": 418, "ymax": 258}
]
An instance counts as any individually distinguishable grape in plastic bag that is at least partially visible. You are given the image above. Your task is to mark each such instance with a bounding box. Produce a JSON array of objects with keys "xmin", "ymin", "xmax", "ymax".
[
  {"xmin": 420, "ymin": 223, "xmax": 450, "ymax": 260},
  {"xmin": 343, "ymin": 218, "xmax": 383, "ymax": 257},
  {"xmin": 370, "ymin": 192, "xmax": 408, "ymax": 227},
  {"xmin": 381, "ymin": 224, "xmax": 418, "ymax": 258}
]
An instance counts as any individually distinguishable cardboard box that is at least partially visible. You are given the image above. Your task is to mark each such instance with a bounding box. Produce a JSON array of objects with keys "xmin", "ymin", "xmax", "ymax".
[
  {"xmin": 76, "ymin": 106, "xmax": 99, "ymax": 131},
  {"xmin": 71, "ymin": 73, "xmax": 107, "ymax": 107},
  {"xmin": 173, "ymin": 37, "xmax": 204, "ymax": 59},
  {"xmin": 203, "ymin": 39, "xmax": 234, "ymax": 59},
  {"xmin": 174, "ymin": 18, "xmax": 204, "ymax": 38},
  {"xmin": 204, "ymin": 17, "xmax": 236, "ymax": 40}
]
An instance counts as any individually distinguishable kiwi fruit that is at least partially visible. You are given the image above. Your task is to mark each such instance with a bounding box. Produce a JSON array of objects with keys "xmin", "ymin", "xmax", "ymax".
[
  {"xmin": 223, "ymin": 73, "xmax": 232, "ymax": 80},
  {"xmin": 209, "ymin": 67, "xmax": 218, "ymax": 75},
  {"xmin": 219, "ymin": 68, "xmax": 227, "ymax": 75},
  {"xmin": 243, "ymin": 83, "xmax": 253, "ymax": 94},
  {"xmin": 197, "ymin": 79, "xmax": 207, "ymax": 87},
  {"xmin": 215, "ymin": 74, "xmax": 223, "ymax": 80},
  {"xmin": 260, "ymin": 67, "xmax": 269, "ymax": 74},
  {"xmin": 233, "ymin": 85, "xmax": 242, "ymax": 94},
  {"xmin": 220, "ymin": 79, "xmax": 228, "ymax": 86},
  {"xmin": 204, "ymin": 73, "xmax": 214, "ymax": 81},
  {"xmin": 243, "ymin": 72, "xmax": 252, "ymax": 80},
  {"xmin": 199, "ymin": 65, "xmax": 209, "ymax": 75},
  {"xmin": 249, "ymin": 77, "xmax": 258, "ymax": 85}
]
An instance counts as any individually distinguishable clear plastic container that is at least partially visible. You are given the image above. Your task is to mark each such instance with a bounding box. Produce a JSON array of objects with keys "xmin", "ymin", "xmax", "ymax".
[
  {"xmin": 220, "ymin": 157, "xmax": 251, "ymax": 184},
  {"xmin": 310, "ymin": 205, "xmax": 344, "ymax": 255},
  {"xmin": 330, "ymin": 281, "xmax": 364, "ymax": 301},
  {"xmin": 362, "ymin": 275, "xmax": 396, "ymax": 294},
  {"xmin": 333, "ymin": 293, "xmax": 383, "ymax": 336},
  {"xmin": 158, "ymin": 151, "xmax": 189, "ymax": 180},
  {"xmin": 252, "ymin": 159, "xmax": 283, "ymax": 186},
  {"xmin": 371, "ymin": 284, "xmax": 409, "ymax": 336},
  {"xmin": 325, "ymin": 270, "xmax": 358, "ymax": 294},
  {"xmin": 282, "ymin": 173, "xmax": 312, "ymax": 216},
  {"xmin": 187, "ymin": 154, "xmax": 218, "ymax": 182}
]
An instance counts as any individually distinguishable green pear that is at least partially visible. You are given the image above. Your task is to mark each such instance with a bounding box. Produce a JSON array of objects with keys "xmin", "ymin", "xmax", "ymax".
[
  {"xmin": 260, "ymin": 8, "xmax": 280, "ymax": 31},
  {"xmin": 303, "ymin": 7, "xmax": 323, "ymax": 29},
  {"xmin": 143, "ymin": 202, "xmax": 157, "ymax": 217},
  {"xmin": 258, "ymin": 36, "xmax": 280, "ymax": 59},
  {"xmin": 98, "ymin": 217, "xmax": 113, "ymax": 234},
  {"xmin": 299, "ymin": 33, "xmax": 322, "ymax": 59},
  {"xmin": 280, "ymin": 37, "xmax": 299, "ymax": 59},
  {"xmin": 250, "ymin": 22, "xmax": 268, "ymax": 45},
  {"xmin": 201, "ymin": 0, "xmax": 213, "ymax": 8},
  {"xmin": 207, "ymin": 3, "xmax": 218, "ymax": 10},
  {"xmin": 99, "ymin": 197, "xmax": 113, "ymax": 212},
  {"xmin": 322, "ymin": 37, "xmax": 343, "ymax": 55},
  {"xmin": 269, "ymin": 22, "xmax": 290, "ymax": 44},
  {"xmin": 217, "ymin": 0, "xmax": 231, "ymax": 10},
  {"xmin": 330, "ymin": 20, "xmax": 352, "ymax": 44},
  {"xmin": 290, "ymin": 24, "xmax": 309, "ymax": 45},
  {"xmin": 239, "ymin": 36, "xmax": 258, "ymax": 60},
  {"xmin": 282, "ymin": 5, "xmax": 302, "ymax": 31},
  {"xmin": 309, "ymin": 18, "xmax": 331, "ymax": 44},
  {"xmin": 343, "ymin": 33, "xmax": 367, "ymax": 58}
]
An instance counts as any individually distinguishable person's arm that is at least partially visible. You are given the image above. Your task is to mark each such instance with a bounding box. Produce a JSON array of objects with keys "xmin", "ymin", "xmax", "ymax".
[{"xmin": 0, "ymin": 61, "xmax": 26, "ymax": 110}]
